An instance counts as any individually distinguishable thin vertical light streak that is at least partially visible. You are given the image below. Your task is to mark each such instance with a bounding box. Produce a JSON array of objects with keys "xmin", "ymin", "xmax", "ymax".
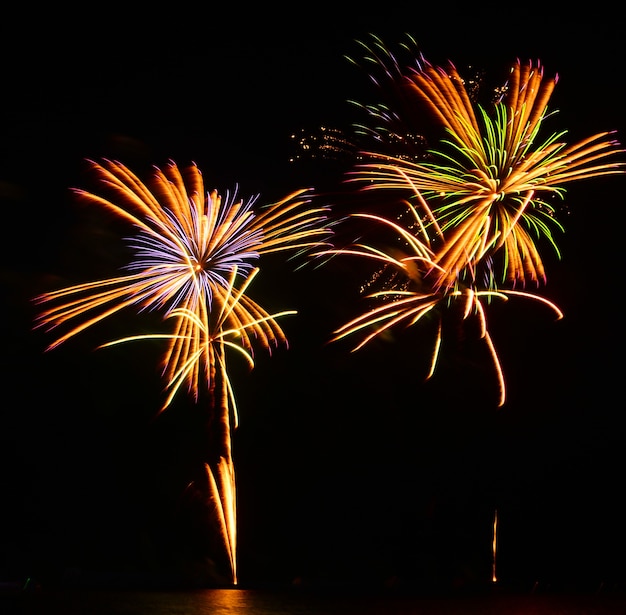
[{"xmin": 492, "ymin": 508, "xmax": 498, "ymax": 583}]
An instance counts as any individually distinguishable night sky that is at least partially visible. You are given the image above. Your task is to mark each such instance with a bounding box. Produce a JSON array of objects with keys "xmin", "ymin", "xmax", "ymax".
[{"xmin": 2, "ymin": 7, "xmax": 625, "ymax": 593}]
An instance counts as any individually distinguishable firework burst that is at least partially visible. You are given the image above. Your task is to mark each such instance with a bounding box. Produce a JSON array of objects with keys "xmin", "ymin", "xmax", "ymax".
[
  {"xmin": 35, "ymin": 158, "xmax": 332, "ymax": 409},
  {"xmin": 317, "ymin": 203, "xmax": 563, "ymax": 407},
  {"xmin": 350, "ymin": 57, "xmax": 626, "ymax": 291},
  {"xmin": 34, "ymin": 158, "xmax": 333, "ymax": 584},
  {"xmin": 320, "ymin": 41, "xmax": 625, "ymax": 407}
]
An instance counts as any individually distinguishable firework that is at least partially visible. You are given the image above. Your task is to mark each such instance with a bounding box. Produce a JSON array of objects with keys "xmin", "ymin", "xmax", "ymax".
[
  {"xmin": 349, "ymin": 56, "xmax": 626, "ymax": 291},
  {"xmin": 322, "ymin": 44, "xmax": 625, "ymax": 407},
  {"xmin": 35, "ymin": 158, "xmax": 331, "ymax": 409},
  {"xmin": 492, "ymin": 508, "xmax": 498, "ymax": 583},
  {"xmin": 316, "ymin": 204, "xmax": 563, "ymax": 406},
  {"xmin": 345, "ymin": 33, "xmax": 429, "ymax": 161},
  {"xmin": 34, "ymin": 158, "xmax": 333, "ymax": 584},
  {"xmin": 101, "ymin": 266, "xmax": 296, "ymax": 583}
]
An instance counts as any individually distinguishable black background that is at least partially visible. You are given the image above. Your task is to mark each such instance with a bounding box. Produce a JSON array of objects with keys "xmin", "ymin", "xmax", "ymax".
[{"xmin": 1, "ymin": 5, "xmax": 625, "ymax": 592}]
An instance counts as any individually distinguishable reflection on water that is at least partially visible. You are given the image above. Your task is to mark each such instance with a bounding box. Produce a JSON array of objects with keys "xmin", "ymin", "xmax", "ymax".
[
  {"xmin": 183, "ymin": 589, "xmax": 314, "ymax": 615},
  {"xmin": 6, "ymin": 588, "xmax": 626, "ymax": 615}
]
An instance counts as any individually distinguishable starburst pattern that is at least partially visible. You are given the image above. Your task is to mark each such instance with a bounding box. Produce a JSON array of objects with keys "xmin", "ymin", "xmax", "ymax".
[
  {"xmin": 321, "ymin": 41, "xmax": 625, "ymax": 407},
  {"xmin": 350, "ymin": 57, "xmax": 626, "ymax": 291},
  {"xmin": 35, "ymin": 158, "xmax": 332, "ymax": 408}
]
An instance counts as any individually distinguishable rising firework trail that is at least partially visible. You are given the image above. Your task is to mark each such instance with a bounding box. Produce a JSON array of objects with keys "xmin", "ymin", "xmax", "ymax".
[{"xmin": 492, "ymin": 508, "xmax": 498, "ymax": 584}]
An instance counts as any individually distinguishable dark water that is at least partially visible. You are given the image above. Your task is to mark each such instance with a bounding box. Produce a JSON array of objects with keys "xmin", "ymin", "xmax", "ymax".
[{"xmin": 4, "ymin": 588, "xmax": 626, "ymax": 615}]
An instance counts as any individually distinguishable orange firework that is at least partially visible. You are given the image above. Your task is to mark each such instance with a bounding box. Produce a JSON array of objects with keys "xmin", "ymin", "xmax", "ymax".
[
  {"xmin": 101, "ymin": 267, "xmax": 294, "ymax": 583},
  {"xmin": 322, "ymin": 43, "xmax": 626, "ymax": 407},
  {"xmin": 34, "ymin": 159, "xmax": 333, "ymax": 584},
  {"xmin": 35, "ymin": 159, "xmax": 331, "ymax": 409},
  {"xmin": 350, "ymin": 57, "xmax": 626, "ymax": 291},
  {"xmin": 317, "ymin": 203, "xmax": 563, "ymax": 407}
]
